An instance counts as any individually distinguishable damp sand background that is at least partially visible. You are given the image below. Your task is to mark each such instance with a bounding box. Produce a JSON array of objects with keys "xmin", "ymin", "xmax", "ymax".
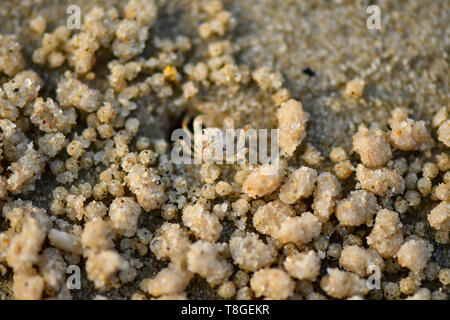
[{"xmin": 0, "ymin": 0, "xmax": 448, "ymax": 299}]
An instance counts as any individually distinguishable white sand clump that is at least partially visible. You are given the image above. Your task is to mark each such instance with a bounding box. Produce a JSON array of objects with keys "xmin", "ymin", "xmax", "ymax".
[
  {"xmin": 29, "ymin": 15, "xmax": 47, "ymax": 35},
  {"xmin": 2, "ymin": 199, "xmax": 51, "ymax": 232},
  {"xmin": 31, "ymin": 97, "xmax": 77, "ymax": 134},
  {"xmin": 279, "ymin": 166, "xmax": 317, "ymax": 204},
  {"xmin": 312, "ymin": 172, "xmax": 341, "ymax": 221},
  {"xmin": 32, "ymin": 26, "xmax": 71, "ymax": 67},
  {"xmin": 405, "ymin": 288, "xmax": 431, "ymax": 300},
  {"xmin": 3, "ymin": 208, "xmax": 62, "ymax": 300},
  {"xmin": 81, "ymin": 219, "xmax": 115, "ymax": 255},
  {"xmin": 252, "ymin": 67, "xmax": 283, "ymax": 91},
  {"xmin": 182, "ymin": 81, "xmax": 199, "ymax": 99},
  {"xmin": 187, "ymin": 240, "xmax": 233, "ymax": 286},
  {"xmin": 112, "ymin": 0, "xmax": 157, "ymax": 61},
  {"xmin": 198, "ymin": 1, "xmax": 233, "ymax": 39},
  {"xmin": 366, "ymin": 209, "xmax": 404, "ymax": 258},
  {"xmin": 438, "ymin": 268, "xmax": 450, "ymax": 286},
  {"xmin": 229, "ymin": 232, "xmax": 277, "ymax": 272},
  {"xmin": 37, "ymin": 133, "xmax": 68, "ymax": 158},
  {"xmin": 108, "ymin": 60, "xmax": 143, "ymax": 92},
  {"xmin": 253, "ymin": 200, "xmax": 294, "ymax": 237},
  {"xmin": 0, "ymin": 88, "xmax": 19, "ymax": 121},
  {"xmin": 0, "ymin": 119, "xmax": 30, "ymax": 161},
  {"xmin": 389, "ymin": 108, "xmax": 435, "ymax": 151},
  {"xmin": 431, "ymin": 182, "xmax": 450, "ymax": 201},
  {"xmin": 320, "ymin": 268, "xmax": 369, "ymax": 299},
  {"xmin": 339, "ymin": 245, "xmax": 384, "ymax": 277},
  {"xmin": 6, "ymin": 217, "xmax": 46, "ymax": 273},
  {"xmin": 250, "ymin": 268, "xmax": 294, "ymax": 299},
  {"xmin": 65, "ymin": 194, "xmax": 86, "ymax": 221},
  {"xmin": 336, "ymin": 190, "xmax": 379, "ymax": 226},
  {"xmin": 343, "ymin": 78, "xmax": 365, "ymax": 99},
  {"xmin": 141, "ymin": 263, "xmax": 193, "ymax": 297},
  {"xmin": 242, "ymin": 164, "xmax": 283, "ymax": 198},
  {"xmin": 427, "ymin": 201, "xmax": 449, "ymax": 231},
  {"xmin": 253, "ymin": 200, "xmax": 321, "ymax": 246},
  {"xmin": 85, "ymin": 249, "xmax": 128, "ymax": 289},
  {"xmin": 353, "ymin": 126, "xmax": 392, "ymax": 168},
  {"xmin": 284, "ymin": 250, "xmax": 321, "ymax": 281},
  {"xmin": 125, "ymin": 164, "xmax": 167, "ymax": 211},
  {"xmin": 276, "ymin": 99, "xmax": 308, "ymax": 157},
  {"xmin": 84, "ymin": 201, "xmax": 108, "ymax": 221},
  {"xmin": 56, "ymin": 72, "xmax": 102, "ymax": 113},
  {"xmin": 182, "ymin": 203, "xmax": 222, "ymax": 242},
  {"xmin": 81, "ymin": 6, "xmax": 117, "ymax": 48},
  {"xmin": 356, "ymin": 164, "xmax": 405, "ymax": 196},
  {"xmin": 12, "ymin": 271, "xmax": 45, "ymax": 300},
  {"xmin": 0, "ymin": 35, "xmax": 25, "ymax": 76},
  {"xmin": 109, "ymin": 197, "xmax": 142, "ymax": 237},
  {"xmin": 275, "ymin": 212, "xmax": 322, "ymax": 245},
  {"xmin": 396, "ymin": 239, "xmax": 433, "ymax": 273},
  {"xmin": 150, "ymin": 222, "xmax": 191, "ymax": 267},
  {"xmin": 437, "ymin": 120, "xmax": 450, "ymax": 147},
  {"xmin": 217, "ymin": 281, "xmax": 236, "ymax": 299},
  {"xmin": 3, "ymin": 70, "xmax": 43, "ymax": 108},
  {"xmin": 7, "ymin": 143, "xmax": 46, "ymax": 194},
  {"xmin": 66, "ymin": 32, "xmax": 100, "ymax": 75}
]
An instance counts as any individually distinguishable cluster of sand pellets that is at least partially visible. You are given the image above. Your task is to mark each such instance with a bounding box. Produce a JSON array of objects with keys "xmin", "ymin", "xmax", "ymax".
[{"xmin": 0, "ymin": 0, "xmax": 448, "ymax": 300}]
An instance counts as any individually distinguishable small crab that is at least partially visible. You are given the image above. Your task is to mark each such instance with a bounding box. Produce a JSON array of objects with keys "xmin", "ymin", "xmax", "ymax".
[{"xmin": 172, "ymin": 114, "xmax": 248, "ymax": 164}]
